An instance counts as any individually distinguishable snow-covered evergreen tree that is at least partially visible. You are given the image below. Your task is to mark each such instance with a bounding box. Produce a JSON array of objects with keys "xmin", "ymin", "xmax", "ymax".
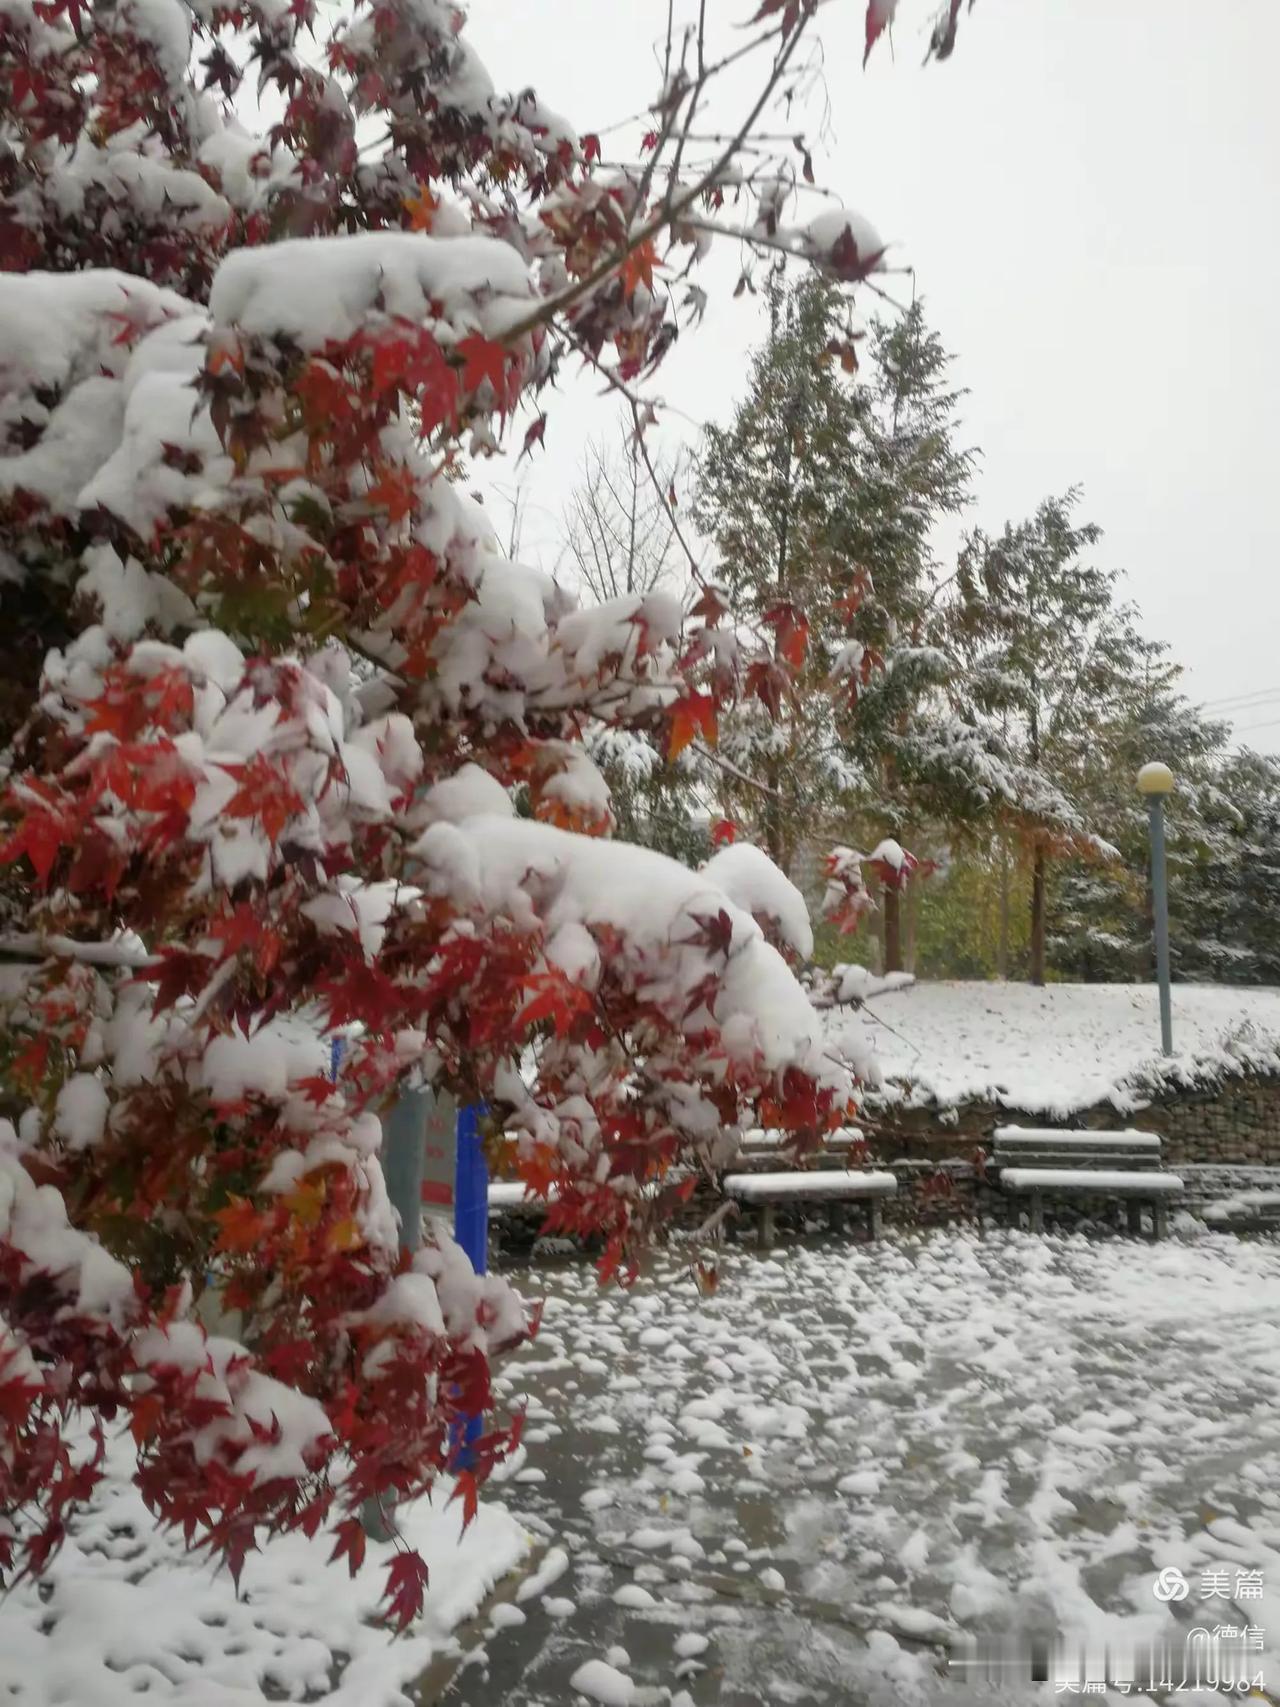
[
  {"xmin": 836, "ymin": 298, "xmax": 978, "ymax": 969},
  {"xmin": 694, "ymin": 271, "xmax": 873, "ymax": 874},
  {"xmin": 695, "ymin": 283, "xmax": 1002, "ymax": 969},
  {"xmin": 945, "ymin": 493, "xmax": 1123, "ymax": 984},
  {"xmin": 1220, "ymin": 748, "xmax": 1280, "ymax": 983},
  {"xmin": 1048, "ymin": 659, "xmax": 1237, "ymax": 981}
]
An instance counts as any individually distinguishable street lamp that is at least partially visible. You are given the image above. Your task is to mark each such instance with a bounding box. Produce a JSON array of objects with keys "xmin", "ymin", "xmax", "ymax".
[{"xmin": 1137, "ymin": 761, "xmax": 1175, "ymax": 1055}]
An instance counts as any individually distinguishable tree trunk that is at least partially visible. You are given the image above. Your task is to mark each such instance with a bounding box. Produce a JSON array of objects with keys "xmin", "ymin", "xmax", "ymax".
[
  {"xmin": 868, "ymin": 871, "xmax": 884, "ymax": 974},
  {"xmin": 1029, "ymin": 847, "xmax": 1047, "ymax": 987},
  {"xmin": 763, "ymin": 755, "xmax": 784, "ymax": 869},
  {"xmin": 883, "ymin": 883, "xmax": 903, "ymax": 974},
  {"xmin": 997, "ymin": 838, "xmax": 1010, "ymax": 980},
  {"xmin": 904, "ymin": 878, "xmax": 919, "ymax": 975}
]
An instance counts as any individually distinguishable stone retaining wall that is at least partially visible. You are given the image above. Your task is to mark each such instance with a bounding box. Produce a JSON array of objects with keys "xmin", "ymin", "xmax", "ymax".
[{"xmin": 866, "ymin": 1071, "xmax": 1280, "ymax": 1169}]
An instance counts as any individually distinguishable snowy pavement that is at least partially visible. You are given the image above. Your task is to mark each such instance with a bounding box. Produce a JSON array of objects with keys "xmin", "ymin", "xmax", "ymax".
[
  {"xmin": 457, "ymin": 1227, "xmax": 1280, "ymax": 1705},
  {"xmin": 837, "ymin": 980, "xmax": 1280, "ymax": 1115}
]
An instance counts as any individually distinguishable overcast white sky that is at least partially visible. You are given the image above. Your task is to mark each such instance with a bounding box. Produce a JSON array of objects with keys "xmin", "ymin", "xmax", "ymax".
[{"xmin": 466, "ymin": 0, "xmax": 1280, "ymax": 752}]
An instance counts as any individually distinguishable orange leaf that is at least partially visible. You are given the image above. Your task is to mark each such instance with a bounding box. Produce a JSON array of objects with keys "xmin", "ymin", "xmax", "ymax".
[
  {"xmin": 285, "ymin": 1178, "xmax": 326, "ymax": 1228},
  {"xmin": 619, "ymin": 239, "xmax": 658, "ymax": 298},
  {"xmin": 667, "ymin": 692, "xmax": 717, "ymax": 760},
  {"xmin": 449, "ymin": 1469, "xmax": 479, "ymax": 1530},
  {"xmin": 214, "ymin": 1196, "xmax": 266, "ymax": 1255},
  {"xmin": 402, "ymin": 183, "xmax": 438, "ymax": 231},
  {"xmin": 329, "ymin": 1216, "xmax": 362, "ymax": 1252}
]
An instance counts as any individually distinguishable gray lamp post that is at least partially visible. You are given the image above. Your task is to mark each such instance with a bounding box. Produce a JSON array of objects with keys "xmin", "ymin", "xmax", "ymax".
[{"xmin": 1137, "ymin": 761, "xmax": 1175, "ymax": 1055}]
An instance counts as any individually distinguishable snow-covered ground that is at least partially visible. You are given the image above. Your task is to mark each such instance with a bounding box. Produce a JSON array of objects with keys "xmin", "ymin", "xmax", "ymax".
[
  {"xmin": 455, "ymin": 1228, "xmax": 1280, "ymax": 1705},
  {"xmin": 6, "ymin": 1228, "xmax": 1279, "ymax": 1704},
  {"xmin": 0, "ymin": 1433, "xmax": 531, "ymax": 1706},
  {"xmin": 837, "ymin": 980, "xmax": 1280, "ymax": 1117}
]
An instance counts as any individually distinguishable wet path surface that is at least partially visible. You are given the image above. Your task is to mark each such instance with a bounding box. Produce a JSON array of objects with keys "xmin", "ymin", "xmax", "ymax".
[{"xmin": 445, "ymin": 1229, "xmax": 1280, "ymax": 1706}]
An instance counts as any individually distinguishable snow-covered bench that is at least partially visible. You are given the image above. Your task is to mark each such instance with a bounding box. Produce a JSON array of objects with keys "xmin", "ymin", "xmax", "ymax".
[
  {"xmin": 486, "ymin": 1180, "xmax": 556, "ymax": 1217},
  {"xmin": 729, "ymin": 1126, "xmax": 867, "ymax": 1169},
  {"xmin": 722, "ymin": 1169, "xmax": 898, "ymax": 1249},
  {"xmin": 1202, "ymin": 1188, "xmax": 1280, "ymax": 1234},
  {"xmin": 991, "ymin": 1127, "xmax": 1183, "ymax": 1239}
]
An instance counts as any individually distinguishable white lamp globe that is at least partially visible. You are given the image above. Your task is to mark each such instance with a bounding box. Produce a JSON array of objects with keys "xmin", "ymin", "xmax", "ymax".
[{"xmin": 1136, "ymin": 762, "xmax": 1175, "ymax": 797}]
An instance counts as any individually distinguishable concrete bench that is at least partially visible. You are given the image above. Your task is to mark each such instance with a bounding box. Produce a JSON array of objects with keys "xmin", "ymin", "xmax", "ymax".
[
  {"xmin": 992, "ymin": 1126, "xmax": 1183, "ymax": 1238},
  {"xmin": 722, "ymin": 1169, "xmax": 898, "ymax": 1249}
]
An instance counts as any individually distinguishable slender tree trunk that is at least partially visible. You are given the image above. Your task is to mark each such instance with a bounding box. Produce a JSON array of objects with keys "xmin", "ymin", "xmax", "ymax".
[
  {"xmin": 868, "ymin": 870, "xmax": 884, "ymax": 974},
  {"xmin": 904, "ymin": 878, "xmax": 919, "ymax": 975},
  {"xmin": 1027, "ymin": 682, "xmax": 1046, "ymax": 986},
  {"xmin": 763, "ymin": 755, "xmax": 784, "ymax": 869},
  {"xmin": 997, "ymin": 838, "xmax": 1011, "ymax": 980},
  {"xmin": 883, "ymin": 884, "xmax": 903, "ymax": 974},
  {"xmin": 1030, "ymin": 847, "xmax": 1047, "ymax": 987},
  {"xmin": 625, "ymin": 450, "xmax": 639, "ymax": 595}
]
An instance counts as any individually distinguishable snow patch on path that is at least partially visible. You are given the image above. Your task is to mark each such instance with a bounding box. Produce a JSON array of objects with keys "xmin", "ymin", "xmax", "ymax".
[{"xmin": 0, "ymin": 1429, "xmax": 530, "ymax": 1706}]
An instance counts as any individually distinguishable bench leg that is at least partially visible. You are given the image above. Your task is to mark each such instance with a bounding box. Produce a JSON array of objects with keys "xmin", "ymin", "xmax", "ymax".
[
  {"xmin": 1028, "ymin": 1193, "xmax": 1044, "ymax": 1235},
  {"xmin": 866, "ymin": 1197, "xmax": 882, "ymax": 1241},
  {"xmin": 829, "ymin": 1201, "xmax": 846, "ymax": 1236},
  {"xmin": 1152, "ymin": 1200, "xmax": 1168, "ymax": 1241},
  {"xmin": 1127, "ymin": 1200, "xmax": 1143, "ymax": 1238},
  {"xmin": 759, "ymin": 1203, "xmax": 776, "ymax": 1250}
]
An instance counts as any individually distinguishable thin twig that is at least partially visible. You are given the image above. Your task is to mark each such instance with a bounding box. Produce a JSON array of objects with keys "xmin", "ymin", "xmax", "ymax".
[{"xmin": 498, "ymin": 9, "xmax": 817, "ymax": 348}]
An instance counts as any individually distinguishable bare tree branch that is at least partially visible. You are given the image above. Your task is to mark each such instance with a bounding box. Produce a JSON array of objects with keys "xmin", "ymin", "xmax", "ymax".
[{"xmin": 562, "ymin": 412, "xmax": 686, "ymax": 605}]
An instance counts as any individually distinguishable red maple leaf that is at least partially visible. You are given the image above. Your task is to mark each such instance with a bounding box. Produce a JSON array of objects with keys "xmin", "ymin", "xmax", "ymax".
[
  {"xmin": 762, "ymin": 601, "xmax": 810, "ymax": 670},
  {"xmin": 329, "ymin": 1515, "xmax": 367, "ymax": 1578},
  {"xmin": 0, "ymin": 801, "xmax": 78, "ymax": 887},
  {"xmin": 517, "ymin": 413, "xmax": 547, "ymax": 462},
  {"xmin": 294, "ymin": 360, "xmax": 352, "ymax": 436},
  {"xmin": 682, "ymin": 908, "xmax": 735, "ymax": 960},
  {"xmin": 744, "ymin": 659, "xmax": 789, "ymax": 720},
  {"xmin": 456, "ymin": 334, "xmax": 509, "ymax": 398},
  {"xmin": 582, "ymin": 132, "xmax": 601, "ymax": 164},
  {"xmin": 148, "ymin": 948, "xmax": 211, "ymax": 1015},
  {"xmin": 827, "ymin": 222, "xmax": 887, "ymax": 284},
  {"xmin": 867, "ymin": 846, "xmax": 918, "ymax": 892},
  {"xmin": 222, "ymin": 755, "xmax": 303, "ymax": 845},
  {"xmin": 366, "ymin": 459, "xmax": 419, "ymax": 524},
  {"xmin": 863, "ymin": 0, "xmax": 896, "ymax": 67},
  {"xmin": 750, "ymin": 0, "xmax": 804, "ymax": 33},
  {"xmin": 382, "ymin": 1548, "xmax": 430, "ymax": 1631},
  {"xmin": 689, "ymin": 584, "xmax": 731, "ymax": 626},
  {"xmin": 210, "ymin": 903, "xmax": 281, "ymax": 975},
  {"xmin": 516, "ymin": 972, "xmax": 593, "ymax": 1038},
  {"xmin": 128, "ymin": 1392, "xmax": 166, "ymax": 1448}
]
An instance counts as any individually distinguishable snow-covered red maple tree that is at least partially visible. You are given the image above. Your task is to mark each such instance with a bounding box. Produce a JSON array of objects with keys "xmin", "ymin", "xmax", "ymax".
[{"xmin": 0, "ymin": 0, "xmax": 972, "ymax": 1622}]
